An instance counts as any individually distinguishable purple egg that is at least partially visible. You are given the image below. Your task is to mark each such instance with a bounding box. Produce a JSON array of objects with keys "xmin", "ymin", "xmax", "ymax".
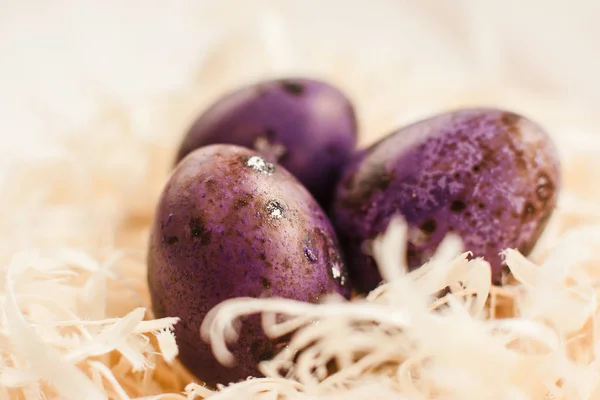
[
  {"xmin": 332, "ymin": 108, "xmax": 561, "ymax": 292},
  {"xmin": 175, "ymin": 77, "xmax": 358, "ymax": 207},
  {"xmin": 148, "ymin": 144, "xmax": 350, "ymax": 386}
]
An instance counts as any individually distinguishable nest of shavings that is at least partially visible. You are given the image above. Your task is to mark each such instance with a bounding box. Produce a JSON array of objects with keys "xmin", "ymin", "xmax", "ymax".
[{"xmin": 2, "ymin": 1, "xmax": 600, "ymax": 399}]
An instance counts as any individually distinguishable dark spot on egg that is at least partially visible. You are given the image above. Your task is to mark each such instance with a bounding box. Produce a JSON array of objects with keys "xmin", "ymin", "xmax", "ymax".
[
  {"xmin": 234, "ymin": 194, "xmax": 253, "ymax": 210},
  {"xmin": 280, "ymin": 80, "xmax": 305, "ymax": 96},
  {"xmin": 472, "ymin": 164, "xmax": 481, "ymax": 173},
  {"xmin": 264, "ymin": 128, "xmax": 277, "ymax": 141},
  {"xmin": 501, "ymin": 112, "xmax": 521, "ymax": 125},
  {"xmin": 260, "ymin": 276, "xmax": 272, "ymax": 289},
  {"xmin": 419, "ymin": 219, "xmax": 437, "ymax": 234},
  {"xmin": 491, "ymin": 208, "xmax": 503, "ymax": 218},
  {"xmin": 340, "ymin": 164, "xmax": 395, "ymax": 210},
  {"xmin": 204, "ymin": 179, "xmax": 217, "ymax": 193},
  {"xmin": 163, "ymin": 235, "xmax": 179, "ymax": 245},
  {"xmin": 450, "ymin": 200, "xmax": 467, "ymax": 212},
  {"xmin": 189, "ymin": 217, "xmax": 212, "ymax": 245},
  {"xmin": 371, "ymin": 166, "xmax": 394, "ymax": 191}
]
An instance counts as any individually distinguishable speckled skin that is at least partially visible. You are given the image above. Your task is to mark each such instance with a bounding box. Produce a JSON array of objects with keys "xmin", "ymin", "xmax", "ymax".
[
  {"xmin": 148, "ymin": 144, "xmax": 350, "ymax": 386},
  {"xmin": 175, "ymin": 77, "xmax": 358, "ymax": 207},
  {"xmin": 332, "ymin": 108, "xmax": 561, "ymax": 292}
]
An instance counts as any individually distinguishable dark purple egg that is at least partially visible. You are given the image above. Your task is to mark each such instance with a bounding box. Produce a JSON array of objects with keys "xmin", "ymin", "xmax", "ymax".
[
  {"xmin": 148, "ymin": 144, "xmax": 350, "ymax": 386},
  {"xmin": 332, "ymin": 108, "xmax": 561, "ymax": 292},
  {"xmin": 175, "ymin": 77, "xmax": 358, "ymax": 207}
]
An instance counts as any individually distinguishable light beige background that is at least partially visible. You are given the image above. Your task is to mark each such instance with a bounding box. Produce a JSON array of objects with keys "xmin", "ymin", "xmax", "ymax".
[{"xmin": 0, "ymin": 0, "xmax": 599, "ymax": 152}]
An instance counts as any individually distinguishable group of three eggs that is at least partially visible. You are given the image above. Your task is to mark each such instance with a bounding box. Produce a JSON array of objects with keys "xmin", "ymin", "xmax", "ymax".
[{"xmin": 146, "ymin": 77, "xmax": 561, "ymax": 386}]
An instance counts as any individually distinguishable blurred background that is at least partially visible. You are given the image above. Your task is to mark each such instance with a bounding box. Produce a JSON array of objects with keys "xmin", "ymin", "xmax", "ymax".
[
  {"xmin": 0, "ymin": 0, "xmax": 599, "ymax": 256},
  {"xmin": 1, "ymin": 0, "xmax": 600, "ymax": 148}
]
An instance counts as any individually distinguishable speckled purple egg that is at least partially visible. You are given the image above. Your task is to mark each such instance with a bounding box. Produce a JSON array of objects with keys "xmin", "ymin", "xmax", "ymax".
[
  {"xmin": 332, "ymin": 108, "xmax": 561, "ymax": 292},
  {"xmin": 148, "ymin": 144, "xmax": 350, "ymax": 386},
  {"xmin": 175, "ymin": 77, "xmax": 358, "ymax": 207}
]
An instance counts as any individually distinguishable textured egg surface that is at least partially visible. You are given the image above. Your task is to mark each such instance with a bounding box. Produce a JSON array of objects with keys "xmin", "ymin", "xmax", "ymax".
[
  {"xmin": 175, "ymin": 77, "xmax": 358, "ymax": 206},
  {"xmin": 332, "ymin": 108, "xmax": 561, "ymax": 292},
  {"xmin": 148, "ymin": 144, "xmax": 350, "ymax": 386}
]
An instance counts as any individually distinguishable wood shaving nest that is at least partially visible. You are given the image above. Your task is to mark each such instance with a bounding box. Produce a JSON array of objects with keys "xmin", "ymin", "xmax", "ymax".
[{"xmin": 2, "ymin": 2, "xmax": 600, "ymax": 399}]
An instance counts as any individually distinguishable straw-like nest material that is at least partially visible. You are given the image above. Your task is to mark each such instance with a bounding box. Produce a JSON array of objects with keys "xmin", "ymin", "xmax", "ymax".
[{"xmin": 2, "ymin": 1, "xmax": 600, "ymax": 399}]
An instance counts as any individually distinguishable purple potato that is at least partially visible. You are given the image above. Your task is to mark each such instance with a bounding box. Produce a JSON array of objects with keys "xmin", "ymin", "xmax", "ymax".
[
  {"xmin": 175, "ymin": 77, "xmax": 358, "ymax": 207},
  {"xmin": 148, "ymin": 144, "xmax": 350, "ymax": 386},
  {"xmin": 332, "ymin": 108, "xmax": 561, "ymax": 292}
]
